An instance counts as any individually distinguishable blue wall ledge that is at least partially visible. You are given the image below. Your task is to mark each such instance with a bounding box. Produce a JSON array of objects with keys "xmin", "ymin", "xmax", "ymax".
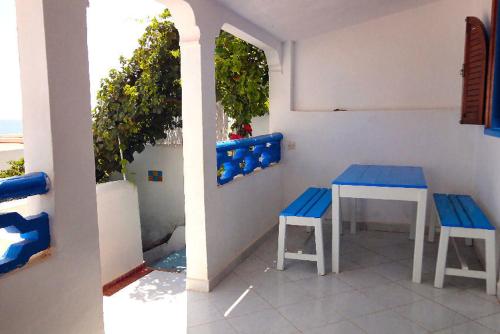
[
  {"xmin": 0, "ymin": 212, "xmax": 50, "ymax": 275},
  {"xmin": 484, "ymin": 127, "xmax": 500, "ymax": 138},
  {"xmin": 0, "ymin": 172, "xmax": 50, "ymax": 202},
  {"xmin": 216, "ymin": 133, "xmax": 283, "ymax": 185},
  {"xmin": 0, "ymin": 172, "xmax": 51, "ymax": 276}
]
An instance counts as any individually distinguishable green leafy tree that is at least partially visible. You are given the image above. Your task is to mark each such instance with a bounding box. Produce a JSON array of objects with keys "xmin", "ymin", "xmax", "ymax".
[
  {"xmin": 0, "ymin": 158, "xmax": 25, "ymax": 178},
  {"xmin": 215, "ymin": 31, "xmax": 269, "ymax": 137},
  {"xmin": 93, "ymin": 9, "xmax": 269, "ymax": 182},
  {"xmin": 93, "ymin": 10, "xmax": 181, "ymax": 182}
]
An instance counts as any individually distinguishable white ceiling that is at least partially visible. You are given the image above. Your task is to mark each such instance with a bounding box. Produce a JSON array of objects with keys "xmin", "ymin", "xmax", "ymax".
[{"xmin": 215, "ymin": 0, "xmax": 442, "ymax": 40}]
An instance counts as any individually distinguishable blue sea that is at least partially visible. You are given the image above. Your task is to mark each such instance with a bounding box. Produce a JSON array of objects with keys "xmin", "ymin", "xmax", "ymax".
[{"xmin": 0, "ymin": 120, "xmax": 22, "ymax": 135}]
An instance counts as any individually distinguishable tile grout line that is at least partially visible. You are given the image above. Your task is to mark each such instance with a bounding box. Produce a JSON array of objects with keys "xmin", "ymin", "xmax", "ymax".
[{"xmin": 223, "ymin": 230, "xmax": 499, "ymax": 333}]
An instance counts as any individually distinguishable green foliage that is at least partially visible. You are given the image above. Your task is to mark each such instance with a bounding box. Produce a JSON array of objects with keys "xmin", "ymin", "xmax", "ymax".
[
  {"xmin": 0, "ymin": 157, "xmax": 25, "ymax": 179},
  {"xmin": 215, "ymin": 31, "xmax": 269, "ymax": 134},
  {"xmin": 93, "ymin": 10, "xmax": 269, "ymax": 182},
  {"xmin": 92, "ymin": 10, "xmax": 181, "ymax": 182}
]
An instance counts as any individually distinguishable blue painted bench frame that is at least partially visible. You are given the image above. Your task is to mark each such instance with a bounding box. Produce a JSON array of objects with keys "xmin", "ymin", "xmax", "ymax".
[
  {"xmin": 277, "ymin": 187, "xmax": 332, "ymax": 275},
  {"xmin": 433, "ymin": 193, "xmax": 497, "ymax": 295}
]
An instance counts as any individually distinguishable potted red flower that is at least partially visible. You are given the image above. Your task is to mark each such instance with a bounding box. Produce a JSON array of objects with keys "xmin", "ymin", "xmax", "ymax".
[{"xmin": 229, "ymin": 123, "xmax": 252, "ymax": 140}]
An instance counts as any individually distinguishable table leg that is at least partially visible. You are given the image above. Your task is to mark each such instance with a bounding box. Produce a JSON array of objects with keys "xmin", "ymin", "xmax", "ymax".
[
  {"xmin": 332, "ymin": 185, "xmax": 341, "ymax": 274},
  {"xmin": 409, "ymin": 212, "xmax": 416, "ymax": 241},
  {"xmin": 350, "ymin": 198, "xmax": 357, "ymax": 234},
  {"xmin": 412, "ymin": 189, "xmax": 428, "ymax": 283}
]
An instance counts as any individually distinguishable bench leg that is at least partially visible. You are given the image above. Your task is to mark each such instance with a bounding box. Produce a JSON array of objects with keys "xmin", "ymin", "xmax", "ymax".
[
  {"xmin": 434, "ymin": 227, "xmax": 450, "ymax": 289},
  {"xmin": 485, "ymin": 231, "xmax": 497, "ymax": 295},
  {"xmin": 277, "ymin": 216, "xmax": 286, "ymax": 271},
  {"xmin": 315, "ymin": 219, "xmax": 325, "ymax": 275},
  {"xmin": 428, "ymin": 205, "xmax": 436, "ymax": 243},
  {"xmin": 332, "ymin": 185, "xmax": 341, "ymax": 274},
  {"xmin": 350, "ymin": 198, "xmax": 357, "ymax": 234}
]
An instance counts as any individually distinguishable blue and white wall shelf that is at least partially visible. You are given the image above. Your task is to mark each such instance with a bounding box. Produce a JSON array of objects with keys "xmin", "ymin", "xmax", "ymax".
[
  {"xmin": 216, "ymin": 133, "xmax": 283, "ymax": 185},
  {"xmin": 0, "ymin": 172, "xmax": 50, "ymax": 275}
]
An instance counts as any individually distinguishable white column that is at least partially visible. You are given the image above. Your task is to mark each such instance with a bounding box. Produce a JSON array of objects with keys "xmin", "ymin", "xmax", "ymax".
[
  {"xmin": 269, "ymin": 41, "xmax": 294, "ymax": 134},
  {"xmin": 180, "ymin": 31, "xmax": 219, "ymax": 291},
  {"xmin": 0, "ymin": 1, "xmax": 104, "ymax": 333},
  {"xmin": 166, "ymin": 0, "xmax": 284, "ymax": 291}
]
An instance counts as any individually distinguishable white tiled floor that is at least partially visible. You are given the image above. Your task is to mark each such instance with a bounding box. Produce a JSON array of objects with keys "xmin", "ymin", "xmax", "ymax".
[{"xmin": 104, "ymin": 226, "xmax": 500, "ymax": 334}]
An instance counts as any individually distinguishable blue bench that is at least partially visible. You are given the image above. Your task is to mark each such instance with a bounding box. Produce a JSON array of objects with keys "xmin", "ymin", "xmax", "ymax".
[
  {"xmin": 433, "ymin": 194, "xmax": 497, "ymax": 295},
  {"xmin": 277, "ymin": 187, "xmax": 332, "ymax": 275}
]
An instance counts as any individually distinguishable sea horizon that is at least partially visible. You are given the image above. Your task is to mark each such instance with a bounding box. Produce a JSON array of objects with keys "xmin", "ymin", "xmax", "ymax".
[{"xmin": 0, "ymin": 119, "xmax": 22, "ymax": 135}]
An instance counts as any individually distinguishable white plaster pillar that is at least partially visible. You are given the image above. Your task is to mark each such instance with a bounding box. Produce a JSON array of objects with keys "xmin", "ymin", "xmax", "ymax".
[
  {"xmin": 172, "ymin": 11, "xmax": 219, "ymax": 289},
  {"xmin": 182, "ymin": 31, "xmax": 220, "ymax": 291},
  {"xmin": 165, "ymin": 0, "xmax": 284, "ymax": 291},
  {"xmin": 269, "ymin": 41, "xmax": 294, "ymax": 137},
  {"xmin": 0, "ymin": 1, "xmax": 104, "ymax": 333},
  {"xmin": 159, "ymin": 0, "xmax": 221, "ymax": 291}
]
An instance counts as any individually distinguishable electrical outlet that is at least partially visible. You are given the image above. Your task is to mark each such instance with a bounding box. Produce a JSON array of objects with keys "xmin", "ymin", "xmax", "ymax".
[{"xmin": 287, "ymin": 141, "xmax": 296, "ymax": 150}]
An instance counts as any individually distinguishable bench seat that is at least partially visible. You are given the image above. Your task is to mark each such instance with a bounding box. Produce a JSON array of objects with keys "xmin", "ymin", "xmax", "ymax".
[
  {"xmin": 278, "ymin": 187, "xmax": 332, "ymax": 276},
  {"xmin": 281, "ymin": 187, "xmax": 332, "ymax": 218},
  {"xmin": 433, "ymin": 193, "xmax": 497, "ymax": 295},
  {"xmin": 433, "ymin": 194, "xmax": 495, "ymax": 230}
]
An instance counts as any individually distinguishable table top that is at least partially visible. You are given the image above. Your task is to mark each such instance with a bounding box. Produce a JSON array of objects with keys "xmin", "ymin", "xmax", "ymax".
[{"xmin": 332, "ymin": 164, "xmax": 427, "ymax": 189}]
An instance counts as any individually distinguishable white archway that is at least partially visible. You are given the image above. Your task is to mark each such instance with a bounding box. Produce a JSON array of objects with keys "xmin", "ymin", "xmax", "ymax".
[{"xmin": 160, "ymin": 0, "xmax": 283, "ymax": 292}]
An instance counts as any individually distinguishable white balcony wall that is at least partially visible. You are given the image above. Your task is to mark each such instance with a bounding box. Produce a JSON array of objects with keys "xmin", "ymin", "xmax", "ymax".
[
  {"xmin": 270, "ymin": 0, "xmax": 481, "ymax": 226},
  {"xmin": 0, "ymin": 181, "xmax": 144, "ymax": 287},
  {"xmin": 0, "ymin": 145, "xmax": 23, "ymax": 170},
  {"xmin": 125, "ymin": 113, "xmax": 269, "ymax": 252},
  {"xmin": 209, "ymin": 165, "xmax": 283, "ymax": 278},
  {"xmin": 251, "ymin": 115, "xmax": 270, "ymax": 136},
  {"xmin": 126, "ymin": 145, "xmax": 185, "ymax": 249},
  {"xmin": 96, "ymin": 181, "xmax": 143, "ymax": 285}
]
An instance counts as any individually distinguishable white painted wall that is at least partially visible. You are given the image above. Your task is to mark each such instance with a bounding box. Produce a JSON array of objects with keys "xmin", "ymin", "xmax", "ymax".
[
  {"xmin": 270, "ymin": 0, "xmax": 481, "ymax": 226},
  {"xmin": 251, "ymin": 115, "xmax": 270, "ymax": 136},
  {"xmin": 293, "ymin": 0, "xmax": 472, "ymax": 112},
  {"xmin": 276, "ymin": 109, "xmax": 477, "ymax": 224},
  {"xmin": 471, "ymin": 0, "xmax": 500, "ymax": 285},
  {"xmin": 210, "ymin": 165, "xmax": 282, "ymax": 272},
  {"xmin": 96, "ymin": 181, "xmax": 143, "ymax": 285},
  {"xmin": 0, "ymin": 144, "xmax": 23, "ymax": 170},
  {"xmin": 127, "ymin": 145, "xmax": 185, "ymax": 249},
  {"xmin": 473, "ymin": 129, "xmax": 500, "ymax": 263}
]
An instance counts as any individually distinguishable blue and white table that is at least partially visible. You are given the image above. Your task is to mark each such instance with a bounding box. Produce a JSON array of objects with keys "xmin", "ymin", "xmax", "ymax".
[{"xmin": 332, "ymin": 164, "xmax": 429, "ymax": 283}]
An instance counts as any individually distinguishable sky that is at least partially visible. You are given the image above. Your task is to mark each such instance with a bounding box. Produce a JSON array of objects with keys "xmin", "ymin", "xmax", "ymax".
[{"xmin": 0, "ymin": 0, "xmax": 165, "ymax": 121}]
